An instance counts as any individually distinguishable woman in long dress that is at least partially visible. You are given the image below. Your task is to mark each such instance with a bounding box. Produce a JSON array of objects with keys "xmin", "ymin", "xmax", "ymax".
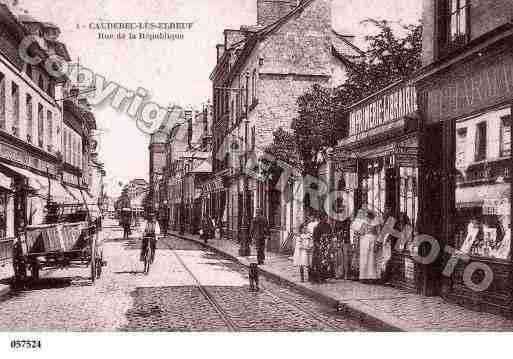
[
  {"xmin": 293, "ymin": 223, "xmax": 313, "ymax": 282},
  {"xmin": 357, "ymin": 211, "xmax": 382, "ymax": 282},
  {"xmin": 310, "ymin": 214, "xmax": 333, "ymax": 283},
  {"xmin": 333, "ymin": 218, "xmax": 351, "ymax": 279}
]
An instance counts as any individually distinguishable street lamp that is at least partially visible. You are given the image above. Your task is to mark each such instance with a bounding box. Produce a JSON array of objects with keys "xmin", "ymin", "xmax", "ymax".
[
  {"xmin": 238, "ymin": 71, "xmax": 251, "ymax": 257},
  {"xmin": 179, "ymin": 160, "xmax": 188, "ymax": 235}
]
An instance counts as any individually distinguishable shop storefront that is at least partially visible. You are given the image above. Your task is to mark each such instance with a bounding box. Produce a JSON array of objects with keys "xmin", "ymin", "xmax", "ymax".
[
  {"xmin": 418, "ymin": 39, "xmax": 513, "ymax": 315},
  {"xmin": 0, "ymin": 134, "xmax": 86, "ymax": 234},
  {"xmin": 200, "ymin": 177, "xmax": 226, "ymax": 236},
  {"xmin": 333, "ymin": 80, "xmax": 421, "ymax": 292}
]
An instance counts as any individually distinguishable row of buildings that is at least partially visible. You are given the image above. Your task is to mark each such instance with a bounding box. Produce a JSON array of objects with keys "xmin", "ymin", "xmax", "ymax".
[
  {"xmin": 0, "ymin": 2, "xmax": 106, "ymax": 239},
  {"xmin": 150, "ymin": 0, "xmax": 513, "ymax": 317}
]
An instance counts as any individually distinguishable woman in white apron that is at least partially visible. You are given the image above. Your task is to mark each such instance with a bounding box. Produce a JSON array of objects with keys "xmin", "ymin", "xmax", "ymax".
[
  {"xmin": 293, "ymin": 223, "xmax": 313, "ymax": 282},
  {"xmin": 356, "ymin": 210, "xmax": 382, "ymax": 282}
]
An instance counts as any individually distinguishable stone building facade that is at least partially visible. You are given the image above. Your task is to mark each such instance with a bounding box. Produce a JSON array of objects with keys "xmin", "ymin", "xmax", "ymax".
[
  {"xmin": 209, "ymin": 0, "xmax": 364, "ymax": 250},
  {"xmin": 0, "ymin": 3, "xmax": 102, "ymax": 245}
]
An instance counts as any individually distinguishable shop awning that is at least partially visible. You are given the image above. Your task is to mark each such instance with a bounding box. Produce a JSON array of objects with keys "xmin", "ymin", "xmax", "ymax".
[
  {"xmin": 80, "ymin": 190, "xmax": 102, "ymax": 218},
  {"xmin": 0, "ymin": 163, "xmax": 48, "ymax": 191},
  {"xmin": 50, "ymin": 180, "xmax": 78, "ymax": 204},
  {"xmin": 62, "ymin": 185, "xmax": 84, "ymax": 204},
  {"xmin": 0, "ymin": 163, "xmax": 79, "ymax": 204},
  {"xmin": 0, "ymin": 172, "xmax": 11, "ymax": 191},
  {"xmin": 456, "ymin": 183, "xmax": 510, "ymax": 213}
]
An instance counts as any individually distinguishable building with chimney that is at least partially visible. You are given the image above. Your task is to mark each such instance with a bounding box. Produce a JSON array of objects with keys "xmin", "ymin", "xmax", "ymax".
[{"xmin": 208, "ymin": 0, "xmax": 364, "ymax": 250}]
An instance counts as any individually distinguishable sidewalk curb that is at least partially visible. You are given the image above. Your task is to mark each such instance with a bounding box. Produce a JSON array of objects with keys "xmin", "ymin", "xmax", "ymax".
[
  {"xmin": 0, "ymin": 284, "xmax": 10, "ymax": 300},
  {"xmin": 171, "ymin": 232, "xmax": 405, "ymax": 331}
]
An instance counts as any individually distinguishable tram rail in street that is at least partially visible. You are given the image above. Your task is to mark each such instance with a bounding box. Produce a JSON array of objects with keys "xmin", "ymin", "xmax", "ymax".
[
  {"xmin": 166, "ymin": 234, "xmax": 348, "ymax": 332},
  {"xmin": 165, "ymin": 241, "xmax": 239, "ymax": 332}
]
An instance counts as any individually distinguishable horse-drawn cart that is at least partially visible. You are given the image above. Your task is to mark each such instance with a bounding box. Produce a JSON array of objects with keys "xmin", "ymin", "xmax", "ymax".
[{"xmin": 12, "ymin": 221, "xmax": 104, "ymax": 284}]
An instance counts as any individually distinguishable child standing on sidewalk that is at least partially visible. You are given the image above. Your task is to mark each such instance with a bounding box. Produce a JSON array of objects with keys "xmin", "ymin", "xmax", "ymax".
[{"xmin": 293, "ymin": 224, "xmax": 313, "ymax": 282}]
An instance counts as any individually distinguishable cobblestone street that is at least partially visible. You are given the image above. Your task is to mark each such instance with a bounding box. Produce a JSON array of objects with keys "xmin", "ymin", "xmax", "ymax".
[{"xmin": 0, "ymin": 228, "xmax": 365, "ymax": 331}]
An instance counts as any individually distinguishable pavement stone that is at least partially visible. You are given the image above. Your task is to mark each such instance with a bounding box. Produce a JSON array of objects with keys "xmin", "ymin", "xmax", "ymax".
[
  {"xmin": 0, "ymin": 229, "xmax": 365, "ymax": 331},
  {"xmin": 0, "ymin": 261, "xmax": 13, "ymax": 300},
  {"xmin": 170, "ymin": 230, "xmax": 513, "ymax": 331}
]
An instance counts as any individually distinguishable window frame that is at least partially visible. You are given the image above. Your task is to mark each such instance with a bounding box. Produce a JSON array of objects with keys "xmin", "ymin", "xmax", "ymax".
[
  {"xmin": 474, "ymin": 121, "xmax": 487, "ymax": 162},
  {"xmin": 11, "ymin": 82, "xmax": 19, "ymax": 134},
  {"xmin": 500, "ymin": 115, "xmax": 511, "ymax": 158},
  {"xmin": 37, "ymin": 103, "xmax": 44, "ymax": 148},
  {"xmin": 26, "ymin": 94, "xmax": 33, "ymax": 143},
  {"xmin": 0, "ymin": 73, "xmax": 5, "ymax": 130},
  {"xmin": 448, "ymin": 0, "xmax": 471, "ymax": 47}
]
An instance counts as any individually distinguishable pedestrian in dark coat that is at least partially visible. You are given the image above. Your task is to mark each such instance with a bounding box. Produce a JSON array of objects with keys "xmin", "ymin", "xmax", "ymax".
[
  {"xmin": 250, "ymin": 208, "xmax": 270, "ymax": 265},
  {"xmin": 310, "ymin": 212, "xmax": 333, "ymax": 283}
]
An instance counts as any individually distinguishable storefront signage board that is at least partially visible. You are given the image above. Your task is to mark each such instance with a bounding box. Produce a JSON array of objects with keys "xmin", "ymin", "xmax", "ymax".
[
  {"xmin": 334, "ymin": 158, "xmax": 357, "ymax": 172},
  {"xmin": 0, "ymin": 141, "xmax": 57, "ymax": 175},
  {"xmin": 425, "ymin": 51, "xmax": 513, "ymax": 123},
  {"xmin": 404, "ymin": 257, "xmax": 415, "ymax": 281},
  {"xmin": 349, "ymin": 84, "xmax": 417, "ymax": 137}
]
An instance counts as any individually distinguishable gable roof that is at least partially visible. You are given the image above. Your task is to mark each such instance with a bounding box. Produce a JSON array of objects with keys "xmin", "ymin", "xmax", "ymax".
[{"xmin": 211, "ymin": 0, "xmax": 363, "ymax": 81}]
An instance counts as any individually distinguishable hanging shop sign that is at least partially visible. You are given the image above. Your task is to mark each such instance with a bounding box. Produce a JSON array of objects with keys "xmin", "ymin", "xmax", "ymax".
[
  {"xmin": 334, "ymin": 157, "xmax": 358, "ymax": 172},
  {"xmin": 62, "ymin": 172, "xmax": 80, "ymax": 186},
  {"xmin": 201, "ymin": 178, "xmax": 224, "ymax": 194},
  {"xmin": 393, "ymin": 146, "xmax": 418, "ymax": 167},
  {"xmin": 404, "ymin": 257, "xmax": 415, "ymax": 281},
  {"xmin": 425, "ymin": 50, "xmax": 513, "ymax": 123},
  {"xmin": 349, "ymin": 82, "xmax": 417, "ymax": 137},
  {"xmin": 0, "ymin": 141, "xmax": 57, "ymax": 175}
]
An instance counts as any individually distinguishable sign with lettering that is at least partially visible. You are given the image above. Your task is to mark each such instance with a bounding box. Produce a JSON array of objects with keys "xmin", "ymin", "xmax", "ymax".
[
  {"xmin": 404, "ymin": 257, "xmax": 415, "ymax": 281},
  {"xmin": 0, "ymin": 141, "xmax": 57, "ymax": 175},
  {"xmin": 425, "ymin": 51, "xmax": 513, "ymax": 123},
  {"xmin": 63, "ymin": 172, "xmax": 79, "ymax": 186},
  {"xmin": 394, "ymin": 146, "xmax": 418, "ymax": 167},
  {"xmin": 349, "ymin": 83, "xmax": 417, "ymax": 137},
  {"xmin": 334, "ymin": 157, "xmax": 357, "ymax": 172}
]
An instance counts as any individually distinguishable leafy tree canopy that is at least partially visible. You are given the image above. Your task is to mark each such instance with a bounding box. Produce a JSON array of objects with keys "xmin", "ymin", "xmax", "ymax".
[{"xmin": 264, "ymin": 19, "xmax": 422, "ymax": 178}]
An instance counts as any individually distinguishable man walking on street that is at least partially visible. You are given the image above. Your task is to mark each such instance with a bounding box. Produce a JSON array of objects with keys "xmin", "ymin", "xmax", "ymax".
[{"xmin": 250, "ymin": 208, "xmax": 269, "ymax": 265}]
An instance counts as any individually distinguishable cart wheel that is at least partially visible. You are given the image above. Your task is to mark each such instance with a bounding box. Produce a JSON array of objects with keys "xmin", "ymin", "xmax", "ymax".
[
  {"xmin": 91, "ymin": 248, "xmax": 97, "ymax": 283},
  {"xmin": 91, "ymin": 258, "xmax": 96, "ymax": 283},
  {"xmin": 144, "ymin": 251, "xmax": 150, "ymax": 275},
  {"xmin": 96, "ymin": 257, "xmax": 102, "ymax": 279}
]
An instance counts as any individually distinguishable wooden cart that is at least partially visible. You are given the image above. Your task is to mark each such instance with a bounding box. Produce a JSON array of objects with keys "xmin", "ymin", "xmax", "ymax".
[{"xmin": 12, "ymin": 221, "xmax": 104, "ymax": 284}]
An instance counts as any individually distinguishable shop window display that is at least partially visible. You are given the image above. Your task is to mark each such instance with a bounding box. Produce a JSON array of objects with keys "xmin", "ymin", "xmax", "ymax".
[
  {"xmin": 399, "ymin": 167, "xmax": 418, "ymax": 233},
  {"xmin": 0, "ymin": 191, "xmax": 7, "ymax": 238},
  {"xmin": 455, "ymin": 107, "xmax": 511, "ymax": 260}
]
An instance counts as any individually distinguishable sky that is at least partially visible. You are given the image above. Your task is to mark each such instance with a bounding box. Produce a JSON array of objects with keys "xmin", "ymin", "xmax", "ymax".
[{"xmin": 16, "ymin": 0, "xmax": 422, "ymax": 197}]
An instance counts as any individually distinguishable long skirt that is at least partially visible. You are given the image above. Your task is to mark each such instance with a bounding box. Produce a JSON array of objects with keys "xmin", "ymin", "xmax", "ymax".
[
  {"xmin": 333, "ymin": 242, "xmax": 344, "ymax": 278},
  {"xmin": 350, "ymin": 235, "xmax": 360, "ymax": 278},
  {"xmin": 359, "ymin": 233, "xmax": 380, "ymax": 280},
  {"xmin": 310, "ymin": 236, "xmax": 332, "ymax": 282}
]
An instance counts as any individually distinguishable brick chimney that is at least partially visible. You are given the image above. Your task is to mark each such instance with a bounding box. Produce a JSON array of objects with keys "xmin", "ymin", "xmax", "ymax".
[
  {"xmin": 257, "ymin": 0, "xmax": 298, "ymax": 27},
  {"xmin": 216, "ymin": 44, "xmax": 225, "ymax": 63},
  {"xmin": 224, "ymin": 29, "xmax": 245, "ymax": 49}
]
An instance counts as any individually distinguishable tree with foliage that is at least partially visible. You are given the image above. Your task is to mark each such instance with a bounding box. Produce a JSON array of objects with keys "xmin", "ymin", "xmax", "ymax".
[{"xmin": 264, "ymin": 19, "xmax": 422, "ymax": 183}]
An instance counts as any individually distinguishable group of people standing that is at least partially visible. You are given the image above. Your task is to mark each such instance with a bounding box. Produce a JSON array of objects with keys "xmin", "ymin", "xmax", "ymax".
[{"xmin": 293, "ymin": 209, "xmax": 411, "ymax": 284}]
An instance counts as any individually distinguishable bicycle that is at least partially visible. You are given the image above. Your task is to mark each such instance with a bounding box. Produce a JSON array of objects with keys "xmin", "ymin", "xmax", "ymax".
[{"xmin": 142, "ymin": 235, "xmax": 156, "ymax": 274}]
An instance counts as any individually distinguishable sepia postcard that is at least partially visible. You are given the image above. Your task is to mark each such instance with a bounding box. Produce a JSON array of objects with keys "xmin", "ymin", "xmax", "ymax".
[{"xmin": 0, "ymin": 0, "xmax": 512, "ymax": 356}]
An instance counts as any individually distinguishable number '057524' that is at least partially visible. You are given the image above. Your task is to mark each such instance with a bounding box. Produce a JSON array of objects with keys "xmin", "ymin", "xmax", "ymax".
[{"xmin": 10, "ymin": 340, "xmax": 41, "ymax": 349}]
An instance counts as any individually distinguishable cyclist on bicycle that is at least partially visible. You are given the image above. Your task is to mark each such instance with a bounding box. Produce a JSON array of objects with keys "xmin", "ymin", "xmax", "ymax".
[{"xmin": 140, "ymin": 212, "xmax": 161, "ymax": 263}]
